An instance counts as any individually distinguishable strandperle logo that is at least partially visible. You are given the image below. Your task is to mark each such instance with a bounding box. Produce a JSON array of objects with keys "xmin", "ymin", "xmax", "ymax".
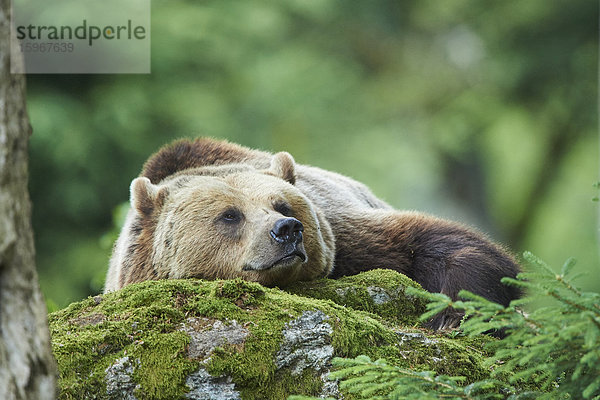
[
  {"xmin": 16, "ymin": 19, "xmax": 147, "ymax": 46},
  {"xmin": 11, "ymin": 0, "xmax": 150, "ymax": 73}
]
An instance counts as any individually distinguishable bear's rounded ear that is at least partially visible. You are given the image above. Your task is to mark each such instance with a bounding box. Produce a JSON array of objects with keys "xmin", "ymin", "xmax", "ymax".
[
  {"xmin": 130, "ymin": 177, "xmax": 168, "ymax": 216},
  {"xmin": 268, "ymin": 152, "xmax": 296, "ymax": 185}
]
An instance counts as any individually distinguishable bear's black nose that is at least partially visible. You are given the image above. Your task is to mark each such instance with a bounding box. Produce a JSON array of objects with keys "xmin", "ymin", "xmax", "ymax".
[{"xmin": 270, "ymin": 217, "xmax": 304, "ymax": 244}]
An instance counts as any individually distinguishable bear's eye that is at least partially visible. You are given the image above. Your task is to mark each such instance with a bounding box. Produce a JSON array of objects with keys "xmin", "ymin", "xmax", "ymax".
[
  {"xmin": 220, "ymin": 208, "xmax": 242, "ymax": 223},
  {"xmin": 273, "ymin": 201, "xmax": 292, "ymax": 217}
]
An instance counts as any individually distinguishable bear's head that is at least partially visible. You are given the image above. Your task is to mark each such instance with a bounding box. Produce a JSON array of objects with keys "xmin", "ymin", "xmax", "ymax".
[{"xmin": 119, "ymin": 152, "xmax": 335, "ymax": 288}]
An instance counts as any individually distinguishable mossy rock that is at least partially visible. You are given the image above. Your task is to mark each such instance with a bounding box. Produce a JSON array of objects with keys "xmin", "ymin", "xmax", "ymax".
[
  {"xmin": 49, "ymin": 270, "xmax": 494, "ymax": 400},
  {"xmin": 286, "ymin": 269, "xmax": 428, "ymax": 326}
]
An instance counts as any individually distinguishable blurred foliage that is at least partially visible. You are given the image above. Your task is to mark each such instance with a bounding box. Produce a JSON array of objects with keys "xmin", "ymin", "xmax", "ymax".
[{"xmin": 25, "ymin": 0, "xmax": 598, "ymax": 308}]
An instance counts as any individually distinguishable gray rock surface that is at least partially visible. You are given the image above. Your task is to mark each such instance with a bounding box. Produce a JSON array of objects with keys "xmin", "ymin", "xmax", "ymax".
[
  {"xmin": 179, "ymin": 317, "xmax": 249, "ymax": 360},
  {"xmin": 275, "ymin": 310, "xmax": 334, "ymax": 375},
  {"xmin": 104, "ymin": 356, "xmax": 140, "ymax": 400},
  {"xmin": 185, "ymin": 369, "xmax": 241, "ymax": 400},
  {"xmin": 366, "ymin": 286, "xmax": 392, "ymax": 304}
]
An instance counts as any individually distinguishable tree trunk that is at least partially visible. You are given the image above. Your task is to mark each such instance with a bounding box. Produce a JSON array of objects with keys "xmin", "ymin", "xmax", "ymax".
[{"xmin": 0, "ymin": 1, "xmax": 58, "ymax": 399}]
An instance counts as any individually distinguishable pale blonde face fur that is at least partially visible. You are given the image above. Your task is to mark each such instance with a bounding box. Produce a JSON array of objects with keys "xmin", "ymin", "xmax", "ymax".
[{"xmin": 107, "ymin": 153, "xmax": 335, "ymax": 290}]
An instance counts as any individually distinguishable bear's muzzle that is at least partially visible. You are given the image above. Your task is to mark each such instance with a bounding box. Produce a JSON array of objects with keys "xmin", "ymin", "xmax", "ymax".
[{"xmin": 242, "ymin": 218, "xmax": 308, "ymax": 272}]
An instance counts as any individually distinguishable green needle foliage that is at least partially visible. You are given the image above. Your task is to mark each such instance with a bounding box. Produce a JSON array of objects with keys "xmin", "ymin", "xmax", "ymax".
[
  {"xmin": 452, "ymin": 252, "xmax": 600, "ymax": 399},
  {"xmin": 290, "ymin": 252, "xmax": 600, "ymax": 399},
  {"xmin": 291, "ymin": 355, "xmax": 514, "ymax": 400}
]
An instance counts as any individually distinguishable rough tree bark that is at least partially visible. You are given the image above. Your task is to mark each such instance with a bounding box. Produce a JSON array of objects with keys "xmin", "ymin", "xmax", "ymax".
[{"xmin": 0, "ymin": 1, "xmax": 58, "ymax": 399}]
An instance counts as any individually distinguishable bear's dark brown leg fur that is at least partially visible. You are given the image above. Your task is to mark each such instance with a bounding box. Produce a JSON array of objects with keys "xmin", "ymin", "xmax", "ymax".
[{"xmin": 328, "ymin": 210, "xmax": 521, "ymax": 329}]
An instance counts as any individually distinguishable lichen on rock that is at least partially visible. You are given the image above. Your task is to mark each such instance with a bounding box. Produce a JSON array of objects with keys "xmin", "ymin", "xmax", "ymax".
[
  {"xmin": 104, "ymin": 356, "xmax": 140, "ymax": 400},
  {"xmin": 275, "ymin": 310, "xmax": 334, "ymax": 375},
  {"xmin": 179, "ymin": 317, "xmax": 249, "ymax": 360},
  {"xmin": 184, "ymin": 369, "xmax": 241, "ymax": 400},
  {"xmin": 49, "ymin": 270, "xmax": 494, "ymax": 399}
]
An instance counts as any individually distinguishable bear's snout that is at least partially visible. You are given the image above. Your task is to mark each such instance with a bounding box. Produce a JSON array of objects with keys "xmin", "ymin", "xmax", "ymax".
[
  {"xmin": 241, "ymin": 217, "xmax": 307, "ymax": 273},
  {"xmin": 270, "ymin": 217, "xmax": 304, "ymax": 245}
]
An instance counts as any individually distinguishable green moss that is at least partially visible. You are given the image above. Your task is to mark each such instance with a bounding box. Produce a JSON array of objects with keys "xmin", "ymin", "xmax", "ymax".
[
  {"xmin": 130, "ymin": 332, "xmax": 197, "ymax": 399},
  {"xmin": 49, "ymin": 273, "xmax": 496, "ymax": 399},
  {"xmin": 287, "ymin": 269, "xmax": 428, "ymax": 326},
  {"xmin": 266, "ymin": 369, "xmax": 325, "ymax": 399},
  {"xmin": 213, "ymin": 278, "xmax": 266, "ymax": 307},
  {"xmin": 50, "ymin": 281, "xmax": 199, "ymax": 399}
]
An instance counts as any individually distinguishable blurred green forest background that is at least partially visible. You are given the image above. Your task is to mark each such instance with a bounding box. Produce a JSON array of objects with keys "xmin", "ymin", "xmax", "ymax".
[{"xmin": 25, "ymin": 0, "xmax": 598, "ymax": 309}]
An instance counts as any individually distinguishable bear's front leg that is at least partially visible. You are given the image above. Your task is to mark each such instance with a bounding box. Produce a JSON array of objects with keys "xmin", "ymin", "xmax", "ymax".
[{"xmin": 330, "ymin": 210, "xmax": 522, "ymax": 330}]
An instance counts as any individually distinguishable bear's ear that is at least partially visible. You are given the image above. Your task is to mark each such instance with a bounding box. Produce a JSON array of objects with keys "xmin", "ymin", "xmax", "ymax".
[
  {"xmin": 268, "ymin": 152, "xmax": 296, "ymax": 185},
  {"xmin": 130, "ymin": 177, "xmax": 168, "ymax": 217}
]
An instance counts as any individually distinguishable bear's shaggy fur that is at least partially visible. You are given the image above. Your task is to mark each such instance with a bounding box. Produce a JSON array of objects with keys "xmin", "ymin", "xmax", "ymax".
[{"xmin": 106, "ymin": 138, "xmax": 521, "ymax": 329}]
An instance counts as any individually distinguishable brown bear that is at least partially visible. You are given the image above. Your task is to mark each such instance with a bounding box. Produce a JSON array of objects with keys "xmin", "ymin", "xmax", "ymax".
[{"xmin": 105, "ymin": 138, "xmax": 521, "ymax": 330}]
